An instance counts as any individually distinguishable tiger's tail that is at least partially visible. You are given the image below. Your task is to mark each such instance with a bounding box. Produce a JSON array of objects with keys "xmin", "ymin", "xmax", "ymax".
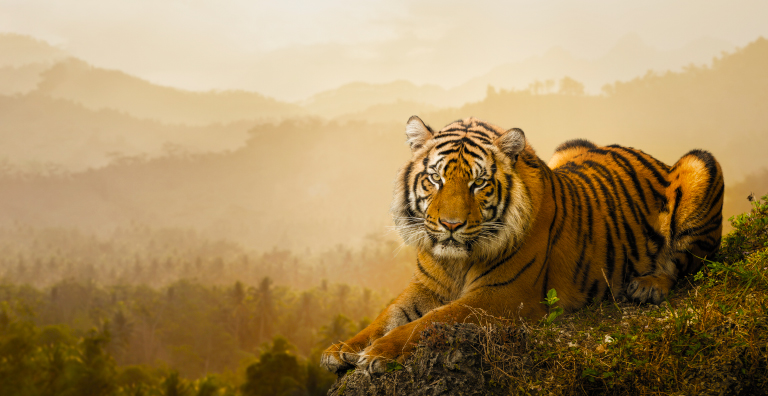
[
  {"xmin": 665, "ymin": 149, "xmax": 724, "ymax": 276},
  {"xmin": 627, "ymin": 149, "xmax": 724, "ymax": 303}
]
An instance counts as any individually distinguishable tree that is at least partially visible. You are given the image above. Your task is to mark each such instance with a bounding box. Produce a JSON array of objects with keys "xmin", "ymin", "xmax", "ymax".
[
  {"xmin": 163, "ymin": 370, "xmax": 190, "ymax": 396},
  {"xmin": 195, "ymin": 376, "xmax": 223, "ymax": 396},
  {"xmin": 545, "ymin": 79, "xmax": 556, "ymax": 94},
  {"xmin": 229, "ymin": 281, "xmax": 248, "ymax": 348},
  {"xmin": 558, "ymin": 76, "xmax": 585, "ymax": 95},
  {"xmin": 486, "ymin": 85, "xmax": 497, "ymax": 99},
  {"xmin": 528, "ymin": 80, "xmax": 544, "ymax": 95},
  {"xmin": 360, "ymin": 288, "xmax": 372, "ymax": 318},
  {"xmin": 72, "ymin": 328, "xmax": 117, "ymax": 396},
  {"xmin": 241, "ymin": 336, "xmax": 306, "ymax": 396},
  {"xmin": 255, "ymin": 277, "xmax": 275, "ymax": 344},
  {"xmin": 334, "ymin": 284, "xmax": 350, "ymax": 315},
  {"xmin": 318, "ymin": 314, "xmax": 355, "ymax": 349},
  {"xmin": 108, "ymin": 308, "xmax": 133, "ymax": 362}
]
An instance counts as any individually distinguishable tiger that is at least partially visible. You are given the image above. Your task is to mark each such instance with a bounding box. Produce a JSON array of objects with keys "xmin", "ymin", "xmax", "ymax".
[{"xmin": 321, "ymin": 116, "xmax": 724, "ymax": 374}]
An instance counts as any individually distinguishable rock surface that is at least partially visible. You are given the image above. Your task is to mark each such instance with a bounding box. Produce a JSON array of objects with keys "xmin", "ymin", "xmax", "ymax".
[{"xmin": 327, "ymin": 323, "xmax": 510, "ymax": 396}]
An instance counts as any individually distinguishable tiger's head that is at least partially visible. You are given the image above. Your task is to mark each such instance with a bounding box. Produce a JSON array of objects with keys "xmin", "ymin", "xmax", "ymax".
[{"xmin": 392, "ymin": 116, "xmax": 535, "ymax": 262}]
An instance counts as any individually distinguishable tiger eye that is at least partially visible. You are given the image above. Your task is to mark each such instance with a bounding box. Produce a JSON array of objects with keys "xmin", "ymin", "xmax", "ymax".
[
  {"xmin": 430, "ymin": 173, "xmax": 441, "ymax": 183},
  {"xmin": 474, "ymin": 178, "xmax": 486, "ymax": 187}
]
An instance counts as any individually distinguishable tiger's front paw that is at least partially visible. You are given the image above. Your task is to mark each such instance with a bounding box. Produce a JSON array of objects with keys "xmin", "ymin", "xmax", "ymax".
[
  {"xmin": 320, "ymin": 341, "xmax": 363, "ymax": 374},
  {"xmin": 627, "ymin": 274, "xmax": 674, "ymax": 304},
  {"xmin": 357, "ymin": 327, "xmax": 418, "ymax": 374}
]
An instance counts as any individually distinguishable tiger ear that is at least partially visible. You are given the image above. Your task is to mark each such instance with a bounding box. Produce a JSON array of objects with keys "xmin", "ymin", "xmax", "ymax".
[
  {"xmin": 405, "ymin": 115, "xmax": 434, "ymax": 152},
  {"xmin": 495, "ymin": 128, "xmax": 526, "ymax": 162}
]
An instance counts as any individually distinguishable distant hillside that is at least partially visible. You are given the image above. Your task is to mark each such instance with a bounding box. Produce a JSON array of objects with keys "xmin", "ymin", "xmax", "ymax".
[
  {"xmin": 453, "ymin": 34, "xmax": 735, "ymax": 101},
  {"xmin": 34, "ymin": 58, "xmax": 307, "ymax": 125},
  {"xmin": 0, "ymin": 34, "xmax": 69, "ymax": 94},
  {"xmin": 335, "ymin": 100, "xmax": 440, "ymax": 124},
  {"xmin": 0, "ymin": 119, "xmax": 410, "ymax": 250},
  {"xmin": 304, "ymin": 36, "xmax": 735, "ymax": 125},
  {"xmin": 0, "ymin": 33, "xmax": 68, "ymax": 67},
  {"xmin": 0, "ymin": 63, "xmax": 49, "ymax": 95},
  {"xmin": 423, "ymin": 37, "xmax": 768, "ymax": 183},
  {"xmin": 0, "ymin": 35, "xmax": 765, "ymax": 251},
  {"xmin": 302, "ymin": 81, "xmax": 461, "ymax": 119},
  {"xmin": 0, "ymin": 94, "xmax": 254, "ymax": 172}
]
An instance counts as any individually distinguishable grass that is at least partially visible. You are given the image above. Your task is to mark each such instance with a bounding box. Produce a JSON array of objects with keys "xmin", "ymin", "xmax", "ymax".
[{"xmin": 445, "ymin": 194, "xmax": 768, "ymax": 395}]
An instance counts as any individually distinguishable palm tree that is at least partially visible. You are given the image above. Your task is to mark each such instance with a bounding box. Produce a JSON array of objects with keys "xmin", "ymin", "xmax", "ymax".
[
  {"xmin": 230, "ymin": 281, "xmax": 247, "ymax": 348},
  {"xmin": 255, "ymin": 277, "xmax": 274, "ymax": 344}
]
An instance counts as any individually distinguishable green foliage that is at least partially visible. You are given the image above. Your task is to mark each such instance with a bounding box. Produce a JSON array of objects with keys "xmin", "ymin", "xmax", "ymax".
[
  {"xmin": 692, "ymin": 194, "xmax": 768, "ymax": 292},
  {"xmin": 0, "ymin": 306, "xmax": 118, "ymax": 396},
  {"xmin": 0, "ymin": 273, "xmax": 378, "ymax": 395},
  {"xmin": 541, "ymin": 288, "xmax": 564, "ymax": 325},
  {"xmin": 318, "ymin": 314, "xmax": 356, "ymax": 349},
  {"xmin": 163, "ymin": 371, "xmax": 188, "ymax": 396},
  {"xmin": 194, "ymin": 376, "xmax": 220, "ymax": 396},
  {"xmin": 717, "ymin": 193, "xmax": 768, "ymax": 264},
  {"xmin": 0, "ymin": 303, "xmax": 339, "ymax": 395},
  {"xmin": 241, "ymin": 337, "xmax": 305, "ymax": 396},
  {"xmin": 74, "ymin": 328, "xmax": 117, "ymax": 396}
]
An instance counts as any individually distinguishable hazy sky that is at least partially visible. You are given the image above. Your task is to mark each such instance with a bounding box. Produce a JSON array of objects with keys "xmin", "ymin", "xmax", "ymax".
[{"xmin": 1, "ymin": 0, "xmax": 767, "ymax": 100}]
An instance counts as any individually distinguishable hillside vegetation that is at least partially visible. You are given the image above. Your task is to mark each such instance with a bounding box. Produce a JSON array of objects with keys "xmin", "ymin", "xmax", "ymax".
[
  {"xmin": 0, "ymin": 226, "xmax": 415, "ymax": 395},
  {"xmin": 331, "ymin": 194, "xmax": 768, "ymax": 395}
]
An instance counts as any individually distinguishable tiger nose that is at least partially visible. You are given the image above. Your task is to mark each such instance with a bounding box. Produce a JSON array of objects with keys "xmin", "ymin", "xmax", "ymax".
[{"xmin": 439, "ymin": 219, "xmax": 465, "ymax": 232}]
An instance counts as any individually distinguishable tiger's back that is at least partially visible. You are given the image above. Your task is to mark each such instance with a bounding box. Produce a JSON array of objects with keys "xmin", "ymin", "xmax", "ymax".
[{"xmin": 545, "ymin": 140, "xmax": 723, "ymax": 307}]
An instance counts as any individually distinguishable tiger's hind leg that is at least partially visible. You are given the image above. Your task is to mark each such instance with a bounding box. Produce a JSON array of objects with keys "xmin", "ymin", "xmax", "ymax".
[{"xmin": 628, "ymin": 150, "xmax": 724, "ymax": 304}]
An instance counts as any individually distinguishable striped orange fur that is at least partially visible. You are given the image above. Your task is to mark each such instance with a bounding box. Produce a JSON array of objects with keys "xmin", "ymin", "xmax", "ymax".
[{"xmin": 321, "ymin": 116, "xmax": 724, "ymax": 374}]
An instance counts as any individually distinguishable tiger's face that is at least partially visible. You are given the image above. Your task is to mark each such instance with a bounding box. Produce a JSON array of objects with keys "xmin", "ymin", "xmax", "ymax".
[{"xmin": 392, "ymin": 117, "xmax": 534, "ymax": 262}]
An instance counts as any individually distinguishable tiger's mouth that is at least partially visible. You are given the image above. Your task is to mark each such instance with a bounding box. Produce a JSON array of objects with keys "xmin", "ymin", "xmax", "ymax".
[
  {"xmin": 432, "ymin": 236, "xmax": 470, "ymax": 259},
  {"xmin": 440, "ymin": 238, "xmax": 463, "ymax": 247}
]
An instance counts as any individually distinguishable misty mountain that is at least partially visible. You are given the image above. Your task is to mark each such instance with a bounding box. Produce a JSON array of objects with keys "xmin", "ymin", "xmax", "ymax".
[
  {"xmin": 34, "ymin": 58, "xmax": 307, "ymax": 126},
  {"xmin": 0, "ymin": 33, "xmax": 68, "ymax": 67},
  {"xmin": 423, "ymin": 37, "xmax": 768, "ymax": 184},
  {"xmin": 0, "ymin": 34, "xmax": 308, "ymax": 126},
  {"xmin": 0, "ymin": 119, "xmax": 410, "ymax": 251},
  {"xmin": 0, "ymin": 63, "xmax": 49, "ymax": 95},
  {"xmin": 0, "ymin": 94, "xmax": 255, "ymax": 173},
  {"xmin": 0, "ymin": 35, "xmax": 766, "ymax": 251},
  {"xmin": 0, "ymin": 34, "xmax": 70, "ymax": 94},
  {"xmin": 2, "ymin": 37, "xmax": 767, "ymax": 250},
  {"xmin": 0, "ymin": 32, "xmax": 738, "ymax": 128},
  {"xmin": 453, "ymin": 33, "xmax": 735, "ymax": 100},
  {"xmin": 302, "ymin": 80, "xmax": 457, "ymax": 119},
  {"xmin": 299, "ymin": 34, "xmax": 734, "ymax": 122},
  {"xmin": 334, "ymin": 100, "xmax": 441, "ymax": 125}
]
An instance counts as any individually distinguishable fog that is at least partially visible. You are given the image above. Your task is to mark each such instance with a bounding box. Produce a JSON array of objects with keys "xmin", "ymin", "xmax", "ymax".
[
  {"xmin": 3, "ymin": 1, "xmax": 768, "ymax": 99},
  {"xmin": 0, "ymin": 3, "xmax": 767, "ymax": 393}
]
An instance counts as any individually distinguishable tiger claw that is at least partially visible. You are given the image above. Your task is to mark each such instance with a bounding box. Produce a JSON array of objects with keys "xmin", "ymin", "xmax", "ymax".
[
  {"xmin": 627, "ymin": 274, "xmax": 673, "ymax": 304},
  {"xmin": 356, "ymin": 351, "xmax": 389, "ymax": 374},
  {"xmin": 320, "ymin": 343, "xmax": 359, "ymax": 374}
]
